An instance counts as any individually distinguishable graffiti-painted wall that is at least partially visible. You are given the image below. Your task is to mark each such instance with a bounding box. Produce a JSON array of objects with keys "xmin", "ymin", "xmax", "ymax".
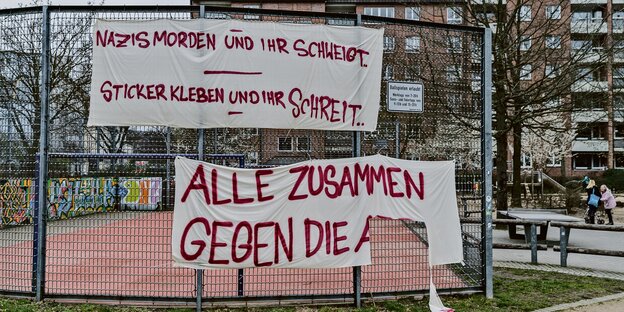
[
  {"xmin": 119, "ymin": 178, "xmax": 162, "ymax": 211},
  {"xmin": 47, "ymin": 177, "xmax": 118, "ymax": 220},
  {"xmin": 0, "ymin": 177, "xmax": 162, "ymax": 226},
  {"xmin": 0, "ymin": 179, "xmax": 35, "ymax": 226}
]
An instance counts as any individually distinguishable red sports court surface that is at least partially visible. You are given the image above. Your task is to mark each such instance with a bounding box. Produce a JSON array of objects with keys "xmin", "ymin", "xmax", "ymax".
[{"xmin": 0, "ymin": 211, "xmax": 467, "ymax": 299}]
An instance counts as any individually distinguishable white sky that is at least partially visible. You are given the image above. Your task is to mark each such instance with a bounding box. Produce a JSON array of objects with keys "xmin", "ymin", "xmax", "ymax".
[{"xmin": 1, "ymin": 0, "xmax": 190, "ymax": 9}]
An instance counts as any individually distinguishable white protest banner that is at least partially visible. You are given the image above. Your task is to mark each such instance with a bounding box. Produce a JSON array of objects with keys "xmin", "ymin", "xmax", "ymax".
[
  {"xmin": 172, "ymin": 155, "xmax": 463, "ymax": 269},
  {"xmin": 88, "ymin": 19, "xmax": 384, "ymax": 131}
]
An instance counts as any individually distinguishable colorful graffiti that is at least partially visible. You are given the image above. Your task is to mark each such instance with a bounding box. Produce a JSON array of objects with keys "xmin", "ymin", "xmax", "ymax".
[
  {"xmin": 0, "ymin": 177, "xmax": 162, "ymax": 226},
  {"xmin": 0, "ymin": 179, "xmax": 35, "ymax": 226},
  {"xmin": 47, "ymin": 177, "xmax": 118, "ymax": 220},
  {"xmin": 118, "ymin": 178, "xmax": 161, "ymax": 211}
]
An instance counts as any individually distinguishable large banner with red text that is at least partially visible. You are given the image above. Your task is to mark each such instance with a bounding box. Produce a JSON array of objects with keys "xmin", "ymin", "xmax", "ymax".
[
  {"xmin": 88, "ymin": 19, "xmax": 384, "ymax": 131},
  {"xmin": 172, "ymin": 155, "xmax": 463, "ymax": 269}
]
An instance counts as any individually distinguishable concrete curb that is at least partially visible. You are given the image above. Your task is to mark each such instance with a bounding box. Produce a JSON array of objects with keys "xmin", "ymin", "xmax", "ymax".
[{"xmin": 532, "ymin": 292, "xmax": 624, "ymax": 312}]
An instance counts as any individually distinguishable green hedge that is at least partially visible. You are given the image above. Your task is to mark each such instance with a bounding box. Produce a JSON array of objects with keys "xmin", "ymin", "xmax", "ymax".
[{"xmin": 599, "ymin": 169, "xmax": 624, "ymax": 193}]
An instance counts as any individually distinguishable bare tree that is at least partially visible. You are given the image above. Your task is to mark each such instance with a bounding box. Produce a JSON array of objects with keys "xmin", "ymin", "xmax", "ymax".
[
  {"xmin": 0, "ymin": 10, "xmax": 94, "ymax": 172},
  {"xmin": 457, "ymin": 0, "xmax": 609, "ymax": 209}
]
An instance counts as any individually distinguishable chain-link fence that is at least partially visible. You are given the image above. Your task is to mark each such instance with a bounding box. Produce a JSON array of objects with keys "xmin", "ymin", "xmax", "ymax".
[{"xmin": 0, "ymin": 5, "xmax": 490, "ymax": 307}]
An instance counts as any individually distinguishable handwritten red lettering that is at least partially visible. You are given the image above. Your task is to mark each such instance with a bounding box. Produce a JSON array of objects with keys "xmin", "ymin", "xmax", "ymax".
[
  {"xmin": 153, "ymin": 30, "xmax": 216, "ymax": 50},
  {"xmin": 333, "ymin": 221, "xmax": 349, "ymax": 255},
  {"xmin": 284, "ymin": 164, "xmax": 423, "ymax": 200},
  {"xmin": 181, "ymin": 165, "xmax": 210, "ymax": 204},
  {"xmin": 232, "ymin": 221, "xmax": 252, "ymax": 263},
  {"xmin": 292, "ymin": 39, "xmax": 370, "ymax": 67},
  {"xmin": 255, "ymin": 170, "xmax": 274, "ymax": 202},
  {"xmin": 209, "ymin": 221, "xmax": 233, "ymax": 264},
  {"xmin": 180, "ymin": 217, "xmax": 210, "ymax": 261},
  {"xmin": 288, "ymin": 88, "xmax": 363, "ymax": 127}
]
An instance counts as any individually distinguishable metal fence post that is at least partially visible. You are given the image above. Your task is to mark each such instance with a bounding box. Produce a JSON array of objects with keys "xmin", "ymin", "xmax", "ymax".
[
  {"xmin": 530, "ymin": 224, "xmax": 538, "ymax": 264},
  {"xmin": 351, "ymin": 13, "xmax": 363, "ymax": 309},
  {"xmin": 33, "ymin": 5, "xmax": 51, "ymax": 301},
  {"xmin": 395, "ymin": 118, "xmax": 400, "ymax": 158},
  {"xmin": 166, "ymin": 127, "xmax": 171, "ymax": 209},
  {"xmin": 195, "ymin": 6, "xmax": 206, "ymax": 311},
  {"xmin": 482, "ymin": 28, "xmax": 494, "ymax": 299},
  {"xmin": 559, "ymin": 226, "xmax": 570, "ymax": 267}
]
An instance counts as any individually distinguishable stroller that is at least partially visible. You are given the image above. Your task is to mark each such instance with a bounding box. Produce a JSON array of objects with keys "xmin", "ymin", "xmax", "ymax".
[{"xmin": 584, "ymin": 207, "xmax": 606, "ymax": 224}]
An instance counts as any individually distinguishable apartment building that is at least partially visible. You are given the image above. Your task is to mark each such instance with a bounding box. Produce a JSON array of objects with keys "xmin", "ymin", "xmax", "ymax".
[{"xmin": 192, "ymin": 0, "xmax": 624, "ymax": 176}]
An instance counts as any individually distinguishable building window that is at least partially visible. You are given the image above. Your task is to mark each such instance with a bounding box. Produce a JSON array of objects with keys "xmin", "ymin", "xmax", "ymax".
[
  {"xmin": 471, "ymin": 41, "xmax": 481, "ymax": 62},
  {"xmin": 520, "ymin": 36, "xmax": 531, "ymax": 51},
  {"xmin": 546, "ymin": 36, "xmax": 561, "ymax": 49},
  {"xmin": 547, "ymin": 153, "xmax": 562, "ymax": 167},
  {"xmin": 296, "ymin": 137, "xmax": 310, "ymax": 152},
  {"xmin": 521, "ymin": 153, "xmax": 532, "ymax": 169},
  {"xmin": 614, "ymin": 124, "xmax": 624, "ymax": 139},
  {"xmin": 519, "ymin": 6, "xmax": 532, "ymax": 21},
  {"xmin": 572, "ymin": 40, "xmax": 592, "ymax": 52},
  {"xmin": 205, "ymin": 12, "xmax": 230, "ymax": 19},
  {"xmin": 546, "ymin": 5, "xmax": 562, "ymax": 19},
  {"xmin": 448, "ymin": 36, "xmax": 462, "ymax": 53},
  {"xmin": 616, "ymin": 154, "xmax": 624, "ymax": 168},
  {"xmin": 572, "ymin": 11, "xmax": 592, "ymax": 23},
  {"xmin": 614, "ymin": 11, "xmax": 624, "ymax": 31},
  {"xmin": 364, "ymin": 7, "xmax": 395, "ymax": 18},
  {"xmin": 576, "ymin": 123, "xmax": 605, "ymax": 139},
  {"xmin": 405, "ymin": 36, "xmax": 420, "ymax": 52},
  {"xmin": 545, "ymin": 64, "xmax": 559, "ymax": 78},
  {"xmin": 384, "ymin": 65, "xmax": 394, "ymax": 80},
  {"xmin": 614, "ymin": 67, "xmax": 624, "ymax": 88},
  {"xmin": 405, "ymin": 7, "xmax": 420, "ymax": 20},
  {"xmin": 447, "ymin": 7, "xmax": 462, "ymax": 24},
  {"xmin": 243, "ymin": 4, "xmax": 260, "ymax": 20},
  {"xmin": 615, "ymin": 95, "xmax": 624, "ymax": 110},
  {"xmin": 383, "ymin": 36, "xmax": 395, "ymax": 52},
  {"xmin": 446, "ymin": 65, "xmax": 461, "ymax": 82},
  {"xmin": 577, "ymin": 67, "xmax": 593, "ymax": 82},
  {"xmin": 574, "ymin": 154, "xmax": 607, "ymax": 170},
  {"xmin": 447, "ymin": 93, "xmax": 462, "ymax": 109},
  {"xmin": 278, "ymin": 137, "xmax": 293, "ymax": 151},
  {"xmin": 520, "ymin": 64, "xmax": 532, "ymax": 80}
]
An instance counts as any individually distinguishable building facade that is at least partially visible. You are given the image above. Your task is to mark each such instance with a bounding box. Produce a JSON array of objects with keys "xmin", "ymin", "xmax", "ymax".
[{"xmin": 192, "ymin": 0, "xmax": 624, "ymax": 178}]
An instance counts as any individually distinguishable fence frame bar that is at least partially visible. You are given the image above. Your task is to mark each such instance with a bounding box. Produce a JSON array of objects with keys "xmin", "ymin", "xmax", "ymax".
[
  {"xmin": 482, "ymin": 27, "xmax": 494, "ymax": 300},
  {"xmin": 33, "ymin": 5, "xmax": 51, "ymax": 302}
]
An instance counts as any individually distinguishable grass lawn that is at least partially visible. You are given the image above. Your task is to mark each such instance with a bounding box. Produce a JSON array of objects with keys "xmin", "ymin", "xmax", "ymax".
[{"xmin": 2, "ymin": 267, "xmax": 624, "ymax": 312}]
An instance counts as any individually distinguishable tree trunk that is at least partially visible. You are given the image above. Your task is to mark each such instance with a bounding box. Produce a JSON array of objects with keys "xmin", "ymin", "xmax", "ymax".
[
  {"xmin": 511, "ymin": 122, "xmax": 522, "ymax": 207},
  {"xmin": 495, "ymin": 133, "xmax": 509, "ymax": 211}
]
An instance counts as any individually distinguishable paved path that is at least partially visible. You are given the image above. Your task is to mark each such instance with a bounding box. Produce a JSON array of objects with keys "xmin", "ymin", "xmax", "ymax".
[{"xmin": 493, "ymin": 224, "xmax": 624, "ymax": 311}]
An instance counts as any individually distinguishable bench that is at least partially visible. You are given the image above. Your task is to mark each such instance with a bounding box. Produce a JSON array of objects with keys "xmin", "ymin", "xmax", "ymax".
[
  {"xmin": 498, "ymin": 208, "xmax": 583, "ymax": 241},
  {"xmin": 550, "ymin": 221, "xmax": 624, "ymax": 267}
]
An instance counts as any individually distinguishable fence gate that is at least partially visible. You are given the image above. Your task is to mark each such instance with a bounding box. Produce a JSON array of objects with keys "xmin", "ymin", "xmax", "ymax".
[{"xmin": 0, "ymin": 4, "xmax": 492, "ymax": 307}]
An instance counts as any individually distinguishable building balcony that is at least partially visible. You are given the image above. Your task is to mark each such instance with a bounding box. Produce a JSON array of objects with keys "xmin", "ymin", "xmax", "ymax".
[
  {"xmin": 615, "ymin": 139, "xmax": 624, "ymax": 152},
  {"xmin": 571, "ymin": 80, "xmax": 608, "ymax": 92},
  {"xmin": 572, "ymin": 140, "xmax": 608, "ymax": 152},
  {"xmin": 470, "ymin": 0, "xmax": 506, "ymax": 4},
  {"xmin": 614, "ymin": 109, "xmax": 624, "ymax": 122},
  {"xmin": 571, "ymin": 20, "xmax": 607, "ymax": 33},
  {"xmin": 573, "ymin": 49, "xmax": 604, "ymax": 63},
  {"xmin": 572, "ymin": 110, "xmax": 608, "ymax": 122},
  {"xmin": 614, "ymin": 52, "xmax": 624, "ymax": 63},
  {"xmin": 571, "ymin": 0, "xmax": 607, "ymax": 3}
]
